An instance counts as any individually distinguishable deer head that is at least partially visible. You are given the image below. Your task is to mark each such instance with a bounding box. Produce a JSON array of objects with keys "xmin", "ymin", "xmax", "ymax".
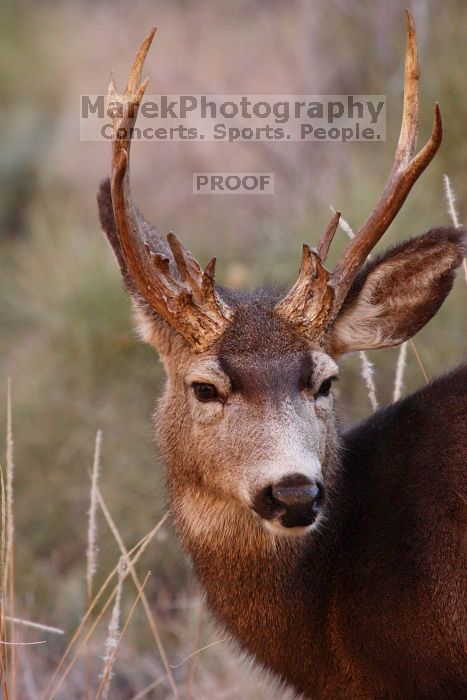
[{"xmin": 98, "ymin": 13, "xmax": 465, "ymax": 540}]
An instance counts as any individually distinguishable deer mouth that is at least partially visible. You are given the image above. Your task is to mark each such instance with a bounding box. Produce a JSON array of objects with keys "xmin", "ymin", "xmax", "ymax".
[{"xmin": 262, "ymin": 518, "xmax": 319, "ymax": 538}]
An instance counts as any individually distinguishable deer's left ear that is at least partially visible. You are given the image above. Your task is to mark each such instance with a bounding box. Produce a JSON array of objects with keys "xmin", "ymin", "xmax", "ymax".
[{"xmin": 327, "ymin": 228, "xmax": 465, "ymax": 355}]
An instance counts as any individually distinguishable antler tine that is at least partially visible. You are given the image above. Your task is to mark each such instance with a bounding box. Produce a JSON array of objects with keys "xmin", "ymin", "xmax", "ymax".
[
  {"xmin": 330, "ymin": 9, "xmax": 443, "ymax": 316},
  {"xmin": 393, "ymin": 10, "xmax": 419, "ymax": 170},
  {"xmin": 109, "ymin": 30, "xmax": 232, "ymax": 351},
  {"xmin": 109, "ymin": 27, "xmax": 155, "ymax": 169},
  {"xmin": 275, "ymin": 244, "xmax": 334, "ymax": 340},
  {"xmin": 125, "ymin": 27, "xmax": 157, "ymax": 98},
  {"xmin": 317, "ymin": 210, "xmax": 341, "ymax": 262},
  {"xmin": 167, "ymin": 232, "xmax": 202, "ymax": 285}
]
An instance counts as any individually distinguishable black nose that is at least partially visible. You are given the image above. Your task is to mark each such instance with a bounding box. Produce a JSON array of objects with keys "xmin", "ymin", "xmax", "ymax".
[
  {"xmin": 253, "ymin": 475, "xmax": 324, "ymax": 528},
  {"xmin": 272, "ymin": 484, "xmax": 319, "ymax": 507}
]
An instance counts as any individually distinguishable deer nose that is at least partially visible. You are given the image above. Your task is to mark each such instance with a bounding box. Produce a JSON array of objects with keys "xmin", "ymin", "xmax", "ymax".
[
  {"xmin": 253, "ymin": 475, "xmax": 324, "ymax": 529},
  {"xmin": 272, "ymin": 484, "xmax": 319, "ymax": 507}
]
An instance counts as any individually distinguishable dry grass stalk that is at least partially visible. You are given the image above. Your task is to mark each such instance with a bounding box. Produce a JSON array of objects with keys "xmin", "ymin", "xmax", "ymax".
[
  {"xmin": 409, "ymin": 339, "xmax": 429, "ymax": 383},
  {"xmin": 95, "ymin": 486, "xmax": 179, "ymax": 699},
  {"xmin": 97, "ymin": 571, "xmax": 151, "ymax": 700},
  {"xmin": 0, "ymin": 640, "xmax": 46, "ymax": 647},
  {"xmin": 5, "ymin": 381, "xmax": 14, "ymax": 587},
  {"xmin": 393, "ymin": 341, "xmax": 408, "ymax": 402},
  {"xmin": 47, "ymin": 569, "xmax": 122, "ymax": 699},
  {"xmin": 5, "ymin": 381, "xmax": 14, "ymax": 585},
  {"xmin": 87, "ymin": 430, "xmax": 102, "ymax": 603},
  {"xmin": 331, "ymin": 207, "xmax": 355, "ymax": 241},
  {"xmin": 48, "ymin": 543, "xmax": 156, "ymax": 699},
  {"xmin": 85, "ymin": 430, "xmax": 102, "ymax": 700},
  {"xmin": 331, "ymin": 209, "xmax": 379, "ymax": 411},
  {"xmin": 358, "ymin": 352, "xmax": 379, "ymax": 412},
  {"xmin": 443, "ymin": 174, "xmax": 460, "ymax": 227},
  {"xmin": 4, "ymin": 617, "xmax": 64, "ymax": 636},
  {"xmin": 99, "ymin": 556, "xmax": 125, "ymax": 699},
  {"xmin": 169, "ymin": 636, "xmax": 232, "ymax": 670},
  {"xmin": 40, "ymin": 513, "xmax": 168, "ymax": 700},
  {"xmin": 5, "ymin": 379, "xmax": 16, "ymax": 697},
  {"xmin": 443, "ymin": 174, "xmax": 466, "ymax": 284},
  {"xmin": 0, "ymin": 462, "xmax": 9, "ymax": 699}
]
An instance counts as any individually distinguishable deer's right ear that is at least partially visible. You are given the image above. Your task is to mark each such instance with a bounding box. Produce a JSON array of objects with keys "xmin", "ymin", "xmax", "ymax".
[{"xmin": 97, "ymin": 179, "xmax": 177, "ymax": 358}]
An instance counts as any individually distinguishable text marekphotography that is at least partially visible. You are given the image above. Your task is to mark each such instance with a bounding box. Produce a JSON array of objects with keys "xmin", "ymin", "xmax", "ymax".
[{"xmin": 80, "ymin": 94, "xmax": 386, "ymax": 142}]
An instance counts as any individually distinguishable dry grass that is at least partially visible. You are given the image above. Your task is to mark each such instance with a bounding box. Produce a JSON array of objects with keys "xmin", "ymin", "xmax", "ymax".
[
  {"xmin": 0, "ymin": 407, "xmax": 279, "ymax": 698},
  {"xmin": 443, "ymin": 175, "xmax": 466, "ymax": 283},
  {"xmin": 87, "ymin": 431, "xmax": 102, "ymax": 605},
  {"xmin": 0, "ymin": 396, "xmax": 181, "ymax": 698}
]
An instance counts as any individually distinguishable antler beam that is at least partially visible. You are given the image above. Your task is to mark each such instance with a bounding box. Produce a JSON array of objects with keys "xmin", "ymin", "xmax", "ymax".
[
  {"xmin": 276, "ymin": 10, "xmax": 442, "ymax": 337},
  {"xmin": 109, "ymin": 29, "xmax": 233, "ymax": 351},
  {"xmin": 329, "ymin": 9, "xmax": 443, "ymax": 316}
]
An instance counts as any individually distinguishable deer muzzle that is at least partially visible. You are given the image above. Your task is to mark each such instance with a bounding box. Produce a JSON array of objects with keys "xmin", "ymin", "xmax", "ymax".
[{"xmin": 252, "ymin": 475, "xmax": 325, "ymax": 531}]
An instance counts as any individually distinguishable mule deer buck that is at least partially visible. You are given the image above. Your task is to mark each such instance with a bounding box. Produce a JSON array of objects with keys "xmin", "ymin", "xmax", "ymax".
[{"xmin": 97, "ymin": 12, "xmax": 466, "ymax": 699}]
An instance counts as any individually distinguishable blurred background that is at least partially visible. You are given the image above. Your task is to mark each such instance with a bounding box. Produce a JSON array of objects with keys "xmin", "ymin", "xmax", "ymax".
[{"xmin": 0, "ymin": 0, "xmax": 465, "ymax": 697}]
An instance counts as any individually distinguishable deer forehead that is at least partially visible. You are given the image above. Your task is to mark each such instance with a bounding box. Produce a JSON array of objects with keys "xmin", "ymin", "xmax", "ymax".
[
  {"xmin": 185, "ymin": 349, "xmax": 337, "ymax": 397},
  {"xmin": 181, "ymin": 304, "xmax": 337, "ymax": 394}
]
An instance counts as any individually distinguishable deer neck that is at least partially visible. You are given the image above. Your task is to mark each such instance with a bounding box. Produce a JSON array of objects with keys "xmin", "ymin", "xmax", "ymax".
[{"xmin": 169, "ymin": 483, "xmax": 339, "ymax": 688}]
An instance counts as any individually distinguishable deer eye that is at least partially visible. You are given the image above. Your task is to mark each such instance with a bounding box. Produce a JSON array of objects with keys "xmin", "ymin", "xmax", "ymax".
[
  {"xmin": 314, "ymin": 377, "xmax": 336, "ymax": 399},
  {"xmin": 192, "ymin": 382, "xmax": 219, "ymax": 402}
]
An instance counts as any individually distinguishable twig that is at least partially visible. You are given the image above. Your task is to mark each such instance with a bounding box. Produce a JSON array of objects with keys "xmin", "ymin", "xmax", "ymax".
[
  {"xmin": 393, "ymin": 341, "xmax": 408, "ymax": 402},
  {"xmin": 443, "ymin": 174, "xmax": 466, "ymax": 284}
]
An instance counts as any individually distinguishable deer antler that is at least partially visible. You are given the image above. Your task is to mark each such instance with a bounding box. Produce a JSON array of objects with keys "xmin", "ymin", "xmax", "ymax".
[
  {"xmin": 329, "ymin": 10, "xmax": 442, "ymax": 314},
  {"xmin": 277, "ymin": 10, "xmax": 442, "ymax": 338},
  {"xmin": 317, "ymin": 210, "xmax": 341, "ymax": 262},
  {"xmin": 108, "ymin": 28, "xmax": 233, "ymax": 351},
  {"xmin": 275, "ymin": 245, "xmax": 334, "ymax": 336}
]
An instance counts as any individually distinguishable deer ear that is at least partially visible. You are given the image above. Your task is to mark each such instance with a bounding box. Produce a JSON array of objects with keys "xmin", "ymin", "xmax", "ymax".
[
  {"xmin": 97, "ymin": 179, "xmax": 179, "ymax": 358},
  {"xmin": 327, "ymin": 228, "xmax": 465, "ymax": 355}
]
